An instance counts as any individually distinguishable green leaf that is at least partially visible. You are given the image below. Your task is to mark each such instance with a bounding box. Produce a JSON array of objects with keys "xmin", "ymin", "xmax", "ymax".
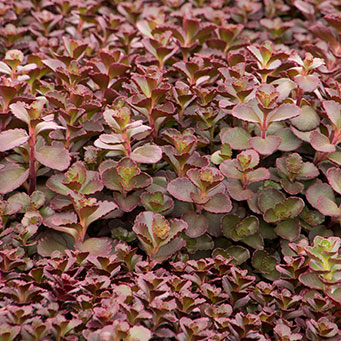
[
  {"xmin": 299, "ymin": 271, "xmax": 324, "ymax": 290},
  {"xmin": 0, "ymin": 165, "xmax": 29, "ymax": 194},
  {"xmin": 0, "ymin": 129, "xmax": 29, "ymax": 152},
  {"xmin": 275, "ymin": 219, "xmax": 301, "ymax": 241},
  {"xmin": 225, "ymin": 245, "xmax": 250, "ymax": 265},
  {"xmin": 35, "ymin": 146, "xmax": 71, "ymax": 171}
]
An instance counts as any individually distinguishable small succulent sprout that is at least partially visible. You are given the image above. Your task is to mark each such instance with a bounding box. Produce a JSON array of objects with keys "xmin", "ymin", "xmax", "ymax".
[
  {"xmin": 276, "ymin": 153, "xmax": 319, "ymax": 194},
  {"xmin": 306, "ymin": 317, "xmax": 339, "ymax": 340},
  {"xmin": 232, "ymin": 97, "xmax": 300, "ymax": 155},
  {"xmin": 221, "ymin": 214, "xmax": 264, "ymax": 250},
  {"xmin": 133, "ymin": 211, "xmax": 187, "ymax": 262},
  {"xmin": 299, "ymin": 237, "xmax": 341, "ymax": 304},
  {"xmin": 101, "ymin": 157, "xmax": 152, "ymax": 212},
  {"xmin": 252, "ymin": 250, "xmax": 280, "ymax": 280},
  {"xmin": 140, "ymin": 191, "xmax": 174, "ymax": 214},
  {"xmin": 220, "ymin": 149, "xmax": 270, "ymax": 201},
  {"xmin": 289, "ymin": 52, "xmax": 324, "ymax": 92},
  {"xmin": 167, "ymin": 166, "xmax": 232, "ymax": 214}
]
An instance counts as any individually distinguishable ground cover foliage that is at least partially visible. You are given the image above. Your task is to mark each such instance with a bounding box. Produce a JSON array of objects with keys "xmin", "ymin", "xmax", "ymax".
[{"xmin": 0, "ymin": 0, "xmax": 340, "ymax": 339}]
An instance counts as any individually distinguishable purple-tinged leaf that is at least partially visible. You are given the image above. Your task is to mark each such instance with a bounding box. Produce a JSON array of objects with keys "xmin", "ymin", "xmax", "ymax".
[
  {"xmin": 0, "ymin": 129, "xmax": 29, "ymax": 151},
  {"xmin": 203, "ymin": 193, "xmax": 232, "ymax": 214},
  {"xmin": 327, "ymin": 287, "xmax": 341, "ymax": 305},
  {"xmin": 35, "ymin": 146, "xmax": 71, "ymax": 171},
  {"xmin": 232, "ymin": 104, "xmax": 261, "ymax": 123},
  {"xmin": 310, "ymin": 131, "xmax": 335, "ymax": 153},
  {"xmin": 167, "ymin": 178, "xmax": 198, "ymax": 202},
  {"xmin": 299, "ymin": 271, "xmax": 324, "ymax": 290},
  {"xmin": 275, "ymin": 219, "xmax": 301, "ymax": 241},
  {"xmin": 327, "ymin": 152, "xmax": 341, "ymax": 166},
  {"xmin": 225, "ymin": 246, "xmax": 250, "ymax": 265},
  {"xmin": 326, "ymin": 167, "xmax": 341, "ymax": 194},
  {"xmin": 275, "ymin": 127, "xmax": 302, "ymax": 151},
  {"xmin": 323, "ymin": 100, "xmax": 341, "ymax": 128},
  {"xmin": 258, "ymin": 187, "xmax": 285, "ymax": 212},
  {"xmin": 306, "ymin": 183, "xmax": 335, "ymax": 210},
  {"xmin": 113, "ymin": 192, "xmax": 140, "ymax": 212},
  {"xmin": 155, "ymin": 237, "xmax": 186, "ymax": 262},
  {"xmin": 290, "ymin": 105, "xmax": 320, "ymax": 131},
  {"xmin": 46, "ymin": 174, "xmax": 69, "ymax": 196},
  {"xmin": 127, "ymin": 326, "xmax": 152, "ymax": 341},
  {"xmin": 0, "ymin": 165, "xmax": 29, "ymax": 194},
  {"xmin": 249, "ymin": 135, "xmax": 281, "ymax": 155},
  {"xmin": 9, "ymin": 102, "xmax": 30, "ymax": 124},
  {"xmin": 267, "ymin": 103, "xmax": 300, "ymax": 123},
  {"xmin": 0, "ymin": 61, "xmax": 12, "ymax": 75},
  {"xmin": 246, "ymin": 168, "xmax": 270, "ymax": 183},
  {"xmin": 130, "ymin": 144, "xmax": 162, "ymax": 163},
  {"xmin": 219, "ymin": 159, "xmax": 243, "ymax": 179},
  {"xmin": 225, "ymin": 180, "xmax": 254, "ymax": 201},
  {"xmin": 85, "ymin": 201, "xmax": 118, "ymax": 227},
  {"xmin": 294, "ymin": 74, "xmax": 319, "ymax": 92},
  {"xmin": 75, "ymin": 237, "xmax": 113, "ymax": 256},
  {"xmin": 220, "ymin": 127, "xmax": 251, "ymax": 150},
  {"xmin": 182, "ymin": 211, "xmax": 208, "ymax": 238},
  {"xmin": 37, "ymin": 231, "xmax": 75, "ymax": 257},
  {"xmin": 316, "ymin": 197, "xmax": 341, "ymax": 217}
]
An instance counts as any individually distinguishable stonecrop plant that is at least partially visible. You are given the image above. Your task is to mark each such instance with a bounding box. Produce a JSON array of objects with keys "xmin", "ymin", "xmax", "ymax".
[{"xmin": 0, "ymin": 0, "xmax": 340, "ymax": 340}]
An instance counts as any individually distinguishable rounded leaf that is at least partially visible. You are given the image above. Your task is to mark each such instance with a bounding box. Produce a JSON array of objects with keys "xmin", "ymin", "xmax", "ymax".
[
  {"xmin": 0, "ymin": 129, "xmax": 29, "ymax": 152},
  {"xmin": 35, "ymin": 146, "xmax": 71, "ymax": 171},
  {"xmin": 130, "ymin": 144, "xmax": 162, "ymax": 163},
  {"xmin": 0, "ymin": 165, "xmax": 29, "ymax": 194},
  {"xmin": 249, "ymin": 135, "xmax": 281, "ymax": 155}
]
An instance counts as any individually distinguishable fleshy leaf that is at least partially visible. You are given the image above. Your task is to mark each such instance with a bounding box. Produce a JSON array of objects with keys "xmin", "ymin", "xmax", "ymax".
[
  {"xmin": 306, "ymin": 183, "xmax": 335, "ymax": 210},
  {"xmin": 220, "ymin": 127, "xmax": 251, "ymax": 150},
  {"xmin": 323, "ymin": 100, "xmax": 341, "ymax": 128},
  {"xmin": 35, "ymin": 146, "xmax": 71, "ymax": 171},
  {"xmin": 267, "ymin": 103, "xmax": 300, "ymax": 123},
  {"xmin": 167, "ymin": 178, "xmax": 198, "ymax": 202},
  {"xmin": 127, "ymin": 326, "xmax": 152, "ymax": 341},
  {"xmin": 182, "ymin": 211, "xmax": 208, "ymax": 238},
  {"xmin": 249, "ymin": 135, "xmax": 281, "ymax": 155},
  {"xmin": 9, "ymin": 102, "xmax": 30, "ymax": 124},
  {"xmin": 203, "ymin": 193, "xmax": 232, "ymax": 214},
  {"xmin": 37, "ymin": 231, "xmax": 75, "ymax": 257},
  {"xmin": 75, "ymin": 237, "xmax": 113, "ymax": 256},
  {"xmin": 232, "ymin": 104, "xmax": 261, "ymax": 123},
  {"xmin": 299, "ymin": 271, "xmax": 324, "ymax": 290},
  {"xmin": 0, "ymin": 129, "xmax": 29, "ymax": 152},
  {"xmin": 316, "ymin": 197, "xmax": 341, "ymax": 217},
  {"xmin": 130, "ymin": 144, "xmax": 162, "ymax": 163},
  {"xmin": 275, "ymin": 219, "xmax": 301, "ymax": 241},
  {"xmin": 310, "ymin": 131, "xmax": 335, "ymax": 153},
  {"xmin": 0, "ymin": 165, "xmax": 29, "ymax": 194},
  {"xmin": 326, "ymin": 167, "xmax": 341, "ymax": 194}
]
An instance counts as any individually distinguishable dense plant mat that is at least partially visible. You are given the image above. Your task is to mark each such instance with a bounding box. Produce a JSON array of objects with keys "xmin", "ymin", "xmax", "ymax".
[{"xmin": 0, "ymin": 0, "xmax": 340, "ymax": 339}]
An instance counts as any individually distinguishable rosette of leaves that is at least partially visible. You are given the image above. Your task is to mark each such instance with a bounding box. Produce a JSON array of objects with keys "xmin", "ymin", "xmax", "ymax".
[
  {"xmin": 94, "ymin": 105, "xmax": 162, "ymax": 163},
  {"xmin": 247, "ymin": 41, "xmax": 294, "ymax": 82},
  {"xmin": 252, "ymin": 250, "xmax": 280, "ymax": 280},
  {"xmin": 221, "ymin": 215, "xmax": 263, "ymax": 250},
  {"xmin": 220, "ymin": 149, "xmax": 270, "ymax": 201},
  {"xmin": 167, "ymin": 166, "xmax": 232, "ymax": 214},
  {"xmin": 132, "ymin": 211, "xmax": 187, "ymax": 262},
  {"xmin": 88, "ymin": 49, "xmax": 130, "ymax": 99},
  {"xmin": 127, "ymin": 66, "xmax": 175, "ymax": 137},
  {"xmin": 140, "ymin": 176, "xmax": 174, "ymax": 214},
  {"xmin": 257, "ymin": 187, "xmax": 305, "ymax": 242},
  {"xmin": 100, "ymin": 157, "xmax": 152, "ymax": 212},
  {"xmin": 161, "ymin": 128, "xmax": 209, "ymax": 177},
  {"xmin": 299, "ymin": 237, "xmax": 341, "ymax": 305},
  {"xmin": 275, "ymin": 153, "xmax": 319, "ymax": 194},
  {"xmin": 40, "ymin": 161, "xmax": 117, "ymax": 255},
  {"xmin": 0, "ymin": 99, "xmax": 71, "ymax": 195},
  {"xmin": 155, "ymin": 17, "xmax": 216, "ymax": 60},
  {"xmin": 232, "ymin": 85, "xmax": 301, "ymax": 155}
]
